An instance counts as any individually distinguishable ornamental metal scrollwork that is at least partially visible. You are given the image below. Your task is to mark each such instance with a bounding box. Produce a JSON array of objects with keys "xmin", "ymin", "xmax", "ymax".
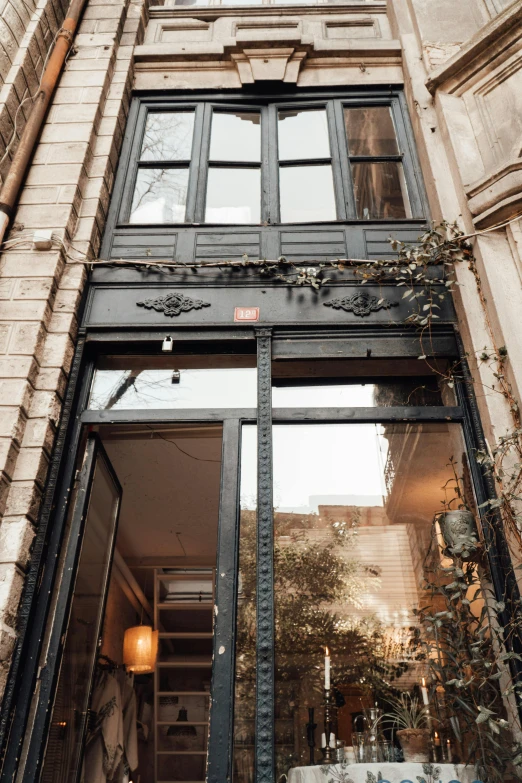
[
  {"xmin": 323, "ymin": 292, "xmax": 398, "ymax": 317},
  {"xmin": 137, "ymin": 292, "xmax": 211, "ymax": 317},
  {"xmin": 255, "ymin": 327, "xmax": 275, "ymax": 783}
]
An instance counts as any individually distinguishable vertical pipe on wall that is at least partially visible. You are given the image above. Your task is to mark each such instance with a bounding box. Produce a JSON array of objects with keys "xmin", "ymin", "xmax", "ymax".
[{"xmin": 0, "ymin": 0, "xmax": 88, "ymax": 243}]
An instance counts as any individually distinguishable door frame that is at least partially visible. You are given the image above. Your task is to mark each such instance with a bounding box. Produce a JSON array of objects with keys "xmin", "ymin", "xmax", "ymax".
[
  {"xmin": 2, "ymin": 325, "xmax": 522, "ymax": 783},
  {"xmin": 28, "ymin": 433, "xmax": 122, "ymax": 783}
]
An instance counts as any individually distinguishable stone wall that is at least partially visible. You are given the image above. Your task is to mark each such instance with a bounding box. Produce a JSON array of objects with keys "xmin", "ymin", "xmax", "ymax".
[{"xmin": 0, "ymin": 0, "xmax": 147, "ymax": 696}]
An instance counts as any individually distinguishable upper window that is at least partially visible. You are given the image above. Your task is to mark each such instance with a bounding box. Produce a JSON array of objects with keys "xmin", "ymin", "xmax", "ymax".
[{"xmin": 121, "ymin": 96, "xmax": 423, "ymax": 226}]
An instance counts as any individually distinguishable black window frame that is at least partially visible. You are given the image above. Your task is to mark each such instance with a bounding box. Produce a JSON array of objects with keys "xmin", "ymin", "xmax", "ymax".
[{"xmin": 114, "ymin": 90, "xmax": 427, "ymax": 229}]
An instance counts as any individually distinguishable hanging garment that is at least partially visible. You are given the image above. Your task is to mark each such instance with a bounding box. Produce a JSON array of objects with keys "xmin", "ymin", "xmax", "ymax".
[
  {"xmin": 113, "ymin": 672, "xmax": 139, "ymax": 782},
  {"xmin": 82, "ymin": 671, "xmax": 124, "ymax": 783}
]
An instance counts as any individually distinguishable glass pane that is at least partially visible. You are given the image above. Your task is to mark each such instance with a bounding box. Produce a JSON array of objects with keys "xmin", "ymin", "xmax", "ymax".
[
  {"xmin": 89, "ymin": 356, "xmax": 257, "ymax": 410},
  {"xmin": 272, "ymin": 377, "xmax": 451, "ymax": 408},
  {"xmin": 344, "ymin": 106, "xmax": 399, "ymax": 156},
  {"xmin": 233, "ymin": 426, "xmax": 257, "ymax": 783},
  {"xmin": 205, "ymin": 168, "xmax": 260, "ymax": 224},
  {"xmin": 210, "ymin": 112, "xmax": 261, "ymax": 162},
  {"xmin": 278, "ymin": 109, "xmax": 330, "ymax": 160},
  {"xmin": 352, "ymin": 161, "xmax": 411, "ymax": 220},
  {"xmin": 140, "ymin": 111, "xmax": 195, "ymax": 161},
  {"xmin": 273, "ymin": 423, "xmax": 514, "ymax": 781},
  {"xmin": 129, "ymin": 167, "xmax": 189, "ymax": 224},
  {"xmin": 279, "ymin": 165, "xmax": 336, "ymax": 222},
  {"xmin": 41, "ymin": 453, "xmax": 120, "ymax": 783}
]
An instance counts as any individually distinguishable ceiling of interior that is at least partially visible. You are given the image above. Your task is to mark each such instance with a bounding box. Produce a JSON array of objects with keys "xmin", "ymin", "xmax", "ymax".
[{"xmin": 101, "ymin": 425, "xmax": 222, "ymax": 565}]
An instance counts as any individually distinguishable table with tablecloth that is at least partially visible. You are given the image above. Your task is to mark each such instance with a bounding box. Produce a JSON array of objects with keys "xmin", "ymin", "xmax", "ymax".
[{"xmin": 287, "ymin": 762, "xmax": 483, "ymax": 783}]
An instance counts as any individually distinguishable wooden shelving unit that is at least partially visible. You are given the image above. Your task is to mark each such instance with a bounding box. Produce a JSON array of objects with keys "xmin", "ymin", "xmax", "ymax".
[{"xmin": 153, "ymin": 567, "xmax": 215, "ymax": 783}]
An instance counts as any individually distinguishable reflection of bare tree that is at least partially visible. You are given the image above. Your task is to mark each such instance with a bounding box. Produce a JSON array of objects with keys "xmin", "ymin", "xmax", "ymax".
[
  {"xmin": 131, "ymin": 169, "xmax": 189, "ymax": 222},
  {"xmin": 140, "ymin": 112, "xmax": 194, "ymax": 162}
]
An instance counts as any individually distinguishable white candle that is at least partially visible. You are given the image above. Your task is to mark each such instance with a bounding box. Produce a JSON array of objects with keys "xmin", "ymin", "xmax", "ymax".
[
  {"xmin": 321, "ymin": 733, "xmax": 326, "ymax": 749},
  {"xmin": 329, "ymin": 732, "xmax": 336, "ymax": 748},
  {"xmin": 421, "ymin": 677, "xmax": 429, "ymax": 706},
  {"xmin": 325, "ymin": 646, "xmax": 331, "ymax": 690}
]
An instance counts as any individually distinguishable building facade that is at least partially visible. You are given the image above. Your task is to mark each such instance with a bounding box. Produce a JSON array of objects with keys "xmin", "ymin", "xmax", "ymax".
[{"xmin": 0, "ymin": 0, "xmax": 521, "ymax": 780}]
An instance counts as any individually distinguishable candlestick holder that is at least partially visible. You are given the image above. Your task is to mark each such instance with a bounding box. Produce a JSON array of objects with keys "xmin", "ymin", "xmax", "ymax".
[
  {"xmin": 425, "ymin": 706, "xmax": 437, "ymax": 762},
  {"xmin": 306, "ymin": 707, "xmax": 317, "ymax": 766},
  {"xmin": 321, "ymin": 687, "xmax": 338, "ymax": 763}
]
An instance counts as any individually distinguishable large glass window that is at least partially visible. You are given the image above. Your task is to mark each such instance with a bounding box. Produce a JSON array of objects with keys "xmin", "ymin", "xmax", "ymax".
[{"xmin": 120, "ymin": 96, "xmax": 422, "ymax": 226}]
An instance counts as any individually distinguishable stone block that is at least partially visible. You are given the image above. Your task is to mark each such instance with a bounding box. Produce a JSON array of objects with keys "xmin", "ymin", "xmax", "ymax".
[
  {"xmin": 40, "ymin": 122, "xmax": 94, "ymax": 144},
  {"xmin": 0, "ymin": 563, "xmax": 24, "ymax": 631},
  {"xmin": 47, "ymin": 310, "xmax": 77, "ymax": 336},
  {"xmin": 0, "ymin": 517, "xmax": 35, "ymax": 569},
  {"xmin": 25, "ymin": 163, "xmax": 85, "ymax": 187},
  {"xmin": 46, "ymin": 142, "xmax": 89, "ymax": 165},
  {"xmin": 9, "ymin": 322, "xmax": 46, "ymax": 356},
  {"xmin": 27, "ymin": 390, "xmax": 61, "ymax": 425},
  {"xmin": 50, "ymin": 103, "xmax": 100, "ymax": 124},
  {"xmin": 53, "ymin": 287, "xmax": 82, "ymax": 313},
  {"xmin": 3, "ymin": 479, "xmax": 42, "ymax": 523},
  {"xmin": 18, "ymin": 186, "xmax": 60, "ymax": 205},
  {"xmin": 84, "ymin": 5, "xmax": 125, "ymax": 19},
  {"xmin": 0, "ymin": 379, "xmax": 33, "ymax": 411},
  {"xmin": 40, "ymin": 333, "xmax": 74, "ymax": 372},
  {"xmin": 14, "ymin": 204, "xmax": 75, "ymax": 231},
  {"xmin": 0, "ymin": 299, "xmax": 50, "ymax": 322},
  {"xmin": 0, "ymin": 280, "xmax": 14, "ymax": 299},
  {"xmin": 0, "ymin": 325, "xmax": 11, "ymax": 353},
  {"xmin": 0, "ymin": 356, "xmax": 38, "ymax": 383},
  {"xmin": 0, "ymin": 253, "xmax": 63, "ymax": 278},
  {"xmin": 21, "ymin": 416, "xmax": 55, "ymax": 452},
  {"xmin": 34, "ymin": 366, "xmax": 67, "ymax": 396},
  {"xmin": 59, "ymin": 263, "xmax": 86, "ymax": 290},
  {"xmin": 14, "ymin": 278, "xmax": 55, "ymax": 300},
  {"xmin": 12, "ymin": 447, "xmax": 49, "ymax": 486},
  {"xmin": 0, "ymin": 409, "xmax": 25, "ymax": 443},
  {"xmin": 0, "ymin": 438, "xmax": 19, "ymax": 479}
]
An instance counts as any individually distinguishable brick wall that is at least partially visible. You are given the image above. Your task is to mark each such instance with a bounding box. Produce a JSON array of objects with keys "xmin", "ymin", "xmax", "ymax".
[{"xmin": 0, "ymin": 0, "xmax": 146, "ymax": 697}]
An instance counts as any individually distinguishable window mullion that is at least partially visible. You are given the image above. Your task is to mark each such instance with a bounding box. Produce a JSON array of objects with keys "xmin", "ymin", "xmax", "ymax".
[
  {"xmin": 184, "ymin": 103, "xmax": 205, "ymax": 223},
  {"xmin": 266, "ymin": 103, "xmax": 280, "ymax": 225},
  {"xmin": 194, "ymin": 103, "xmax": 213, "ymax": 223},
  {"xmin": 332, "ymin": 99, "xmax": 356, "ymax": 218},
  {"xmin": 326, "ymin": 100, "xmax": 347, "ymax": 221},
  {"xmin": 260, "ymin": 104, "xmax": 270, "ymax": 224}
]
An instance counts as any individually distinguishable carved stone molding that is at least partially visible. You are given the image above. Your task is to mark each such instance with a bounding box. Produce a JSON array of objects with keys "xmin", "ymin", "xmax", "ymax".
[
  {"xmin": 230, "ymin": 47, "xmax": 308, "ymax": 83},
  {"xmin": 137, "ymin": 292, "xmax": 211, "ymax": 317},
  {"xmin": 466, "ymin": 159, "xmax": 522, "ymax": 228},
  {"xmin": 324, "ymin": 292, "xmax": 398, "ymax": 316}
]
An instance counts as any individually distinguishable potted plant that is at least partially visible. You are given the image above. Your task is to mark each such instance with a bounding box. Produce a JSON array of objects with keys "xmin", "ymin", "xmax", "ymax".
[
  {"xmin": 386, "ymin": 693, "xmax": 431, "ymax": 763},
  {"xmin": 435, "ymin": 458, "xmax": 479, "ymax": 559}
]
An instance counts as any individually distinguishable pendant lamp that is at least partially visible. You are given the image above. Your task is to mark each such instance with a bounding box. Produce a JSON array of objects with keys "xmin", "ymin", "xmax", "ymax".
[
  {"xmin": 167, "ymin": 706, "xmax": 197, "ymax": 736},
  {"xmin": 123, "ymin": 626, "xmax": 159, "ymax": 673}
]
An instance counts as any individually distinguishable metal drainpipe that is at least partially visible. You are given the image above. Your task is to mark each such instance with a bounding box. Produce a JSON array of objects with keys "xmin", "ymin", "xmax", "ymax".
[{"xmin": 0, "ymin": 0, "xmax": 88, "ymax": 244}]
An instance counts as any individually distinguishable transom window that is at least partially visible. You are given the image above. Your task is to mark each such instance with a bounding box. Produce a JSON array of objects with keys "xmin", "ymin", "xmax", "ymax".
[{"xmin": 121, "ymin": 97, "xmax": 423, "ymax": 226}]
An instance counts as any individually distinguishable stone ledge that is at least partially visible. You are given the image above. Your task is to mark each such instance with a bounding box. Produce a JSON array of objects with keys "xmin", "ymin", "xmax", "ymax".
[
  {"xmin": 425, "ymin": 0, "xmax": 522, "ymax": 94},
  {"xmin": 467, "ymin": 159, "xmax": 522, "ymax": 228}
]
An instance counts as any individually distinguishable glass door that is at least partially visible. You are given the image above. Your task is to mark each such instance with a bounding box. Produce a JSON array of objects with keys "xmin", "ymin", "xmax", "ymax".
[{"xmin": 41, "ymin": 435, "xmax": 122, "ymax": 783}]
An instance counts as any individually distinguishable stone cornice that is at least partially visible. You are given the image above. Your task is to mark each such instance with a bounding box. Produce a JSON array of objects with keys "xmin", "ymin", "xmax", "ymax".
[
  {"xmin": 149, "ymin": 1, "xmax": 388, "ymax": 18},
  {"xmin": 466, "ymin": 159, "xmax": 522, "ymax": 227},
  {"xmin": 425, "ymin": 0, "xmax": 522, "ymax": 94}
]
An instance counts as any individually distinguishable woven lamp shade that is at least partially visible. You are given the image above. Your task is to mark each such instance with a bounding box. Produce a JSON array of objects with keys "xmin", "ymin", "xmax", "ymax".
[{"xmin": 123, "ymin": 626, "xmax": 158, "ymax": 673}]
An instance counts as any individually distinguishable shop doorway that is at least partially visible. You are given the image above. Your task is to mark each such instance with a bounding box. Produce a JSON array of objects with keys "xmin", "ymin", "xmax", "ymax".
[{"xmin": 41, "ymin": 421, "xmax": 244, "ymax": 783}]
